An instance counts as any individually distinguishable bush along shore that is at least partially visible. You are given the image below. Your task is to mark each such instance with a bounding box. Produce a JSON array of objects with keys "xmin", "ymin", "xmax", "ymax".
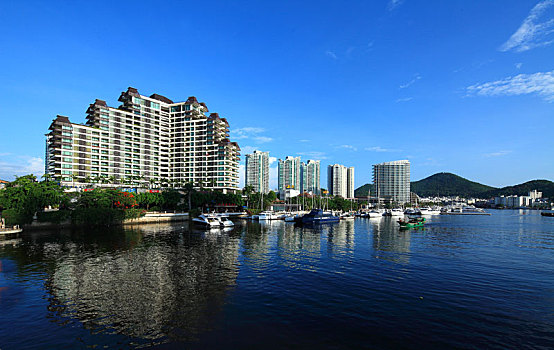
[{"xmin": 0, "ymin": 175, "xmax": 243, "ymax": 227}]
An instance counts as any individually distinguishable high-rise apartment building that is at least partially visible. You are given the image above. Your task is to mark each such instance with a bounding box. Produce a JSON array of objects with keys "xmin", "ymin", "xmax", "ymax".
[
  {"xmin": 45, "ymin": 87, "xmax": 240, "ymax": 192},
  {"xmin": 245, "ymin": 150, "xmax": 269, "ymax": 193},
  {"xmin": 347, "ymin": 167, "xmax": 355, "ymax": 199},
  {"xmin": 301, "ymin": 160, "xmax": 321, "ymax": 195},
  {"xmin": 327, "ymin": 164, "xmax": 355, "ymax": 198},
  {"xmin": 278, "ymin": 156, "xmax": 301, "ymax": 191},
  {"xmin": 373, "ymin": 160, "xmax": 410, "ymax": 204}
]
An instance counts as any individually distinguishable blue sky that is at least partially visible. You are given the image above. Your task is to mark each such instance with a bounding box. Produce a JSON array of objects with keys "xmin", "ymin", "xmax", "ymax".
[{"xmin": 0, "ymin": 0, "xmax": 553, "ymax": 189}]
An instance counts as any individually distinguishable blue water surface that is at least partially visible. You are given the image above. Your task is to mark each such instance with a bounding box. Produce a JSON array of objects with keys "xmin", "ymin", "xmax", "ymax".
[{"xmin": 1, "ymin": 210, "xmax": 553, "ymax": 349}]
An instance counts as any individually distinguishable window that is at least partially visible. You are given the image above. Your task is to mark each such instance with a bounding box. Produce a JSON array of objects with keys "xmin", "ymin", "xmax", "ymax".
[
  {"xmin": 62, "ymin": 151, "xmax": 72, "ymax": 156},
  {"xmin": 63, "ymin": 158, "xmax": 72, "ymax": 162},
  {"xmin": 63, "ymin": 138, "xmax": 72, "ymax": 143},
  {"xmin": 62, "ymin": 145, "xmax": 72, "ymax": 150},
  {"xmin": 92, "ymin": 137, "xmax": 99, "ymax": 141},
  {"xmin": 62, "ymin": 125, "xmax": 72, "ymax": 130},
  {"xmin": 62, "ymin": 132, "xmax": 72, "ymax": 137},
  {"xmin": 91, "ymin": 155, "xmax": 99, "ymax": 159},
  {"xmin": 62, "ymin": 164, "xmax": 72, "ymax": 169},
  {"xmin": 61, "ymin": 170, "xmax": 72, "ymax": 175},
  {"xmin": 92, "ymin": 149, "xmax": 99, "ymax": 153}
]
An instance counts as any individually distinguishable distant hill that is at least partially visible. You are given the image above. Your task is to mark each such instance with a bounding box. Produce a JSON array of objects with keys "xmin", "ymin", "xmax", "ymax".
[
  {"xmin": 482, "ymin": 180, "xmax": 554, "ymax": 199},
  {"xmin": 410, "ymin": 172, "xmax": 496, "ymax": 197},
  {"xmin": 354, "ymin": 172, "xmax": 554, "ymax": 199},
  {"xmin": 354, "ymin": 183, "xmax": 375, "ymax": 197}
]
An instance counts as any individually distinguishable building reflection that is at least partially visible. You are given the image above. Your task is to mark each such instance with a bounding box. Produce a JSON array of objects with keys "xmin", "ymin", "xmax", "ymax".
[
  {"xmin": 371, "ymin": 217, "xmax": 412, "ymax": 264},
  {"xmin": 276, "ymin": 222, "xmax": 321, "ymax": 272},
  {"xmin": 36, "ymin": 223, "xmax": 241, "ymax": 345}
]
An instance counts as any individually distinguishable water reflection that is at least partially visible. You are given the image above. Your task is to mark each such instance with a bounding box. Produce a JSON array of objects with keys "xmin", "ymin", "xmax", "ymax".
[
  {"xmin": 9, "ymin": 223, "xmax": 240, "ymax": 347},
  {"xmin": 370, "ymin": 217, "xmax": 412, "ymax": 264}
]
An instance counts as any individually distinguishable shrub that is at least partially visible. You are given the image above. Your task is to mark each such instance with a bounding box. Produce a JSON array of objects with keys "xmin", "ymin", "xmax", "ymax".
[
  {"xmin": 71, "ymin": 207, "xmax": 126, "ymax": 226},
  {"xmin": 1, "ymin": 209, "xmax": 33, "ymax": 226},
  {"xmin": 37, "ymin": 210, "xmax": 71, "ymax": 224}
]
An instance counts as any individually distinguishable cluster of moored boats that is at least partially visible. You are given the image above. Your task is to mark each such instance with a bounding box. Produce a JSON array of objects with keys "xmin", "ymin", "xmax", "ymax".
[
  {"xmin": 192, "ymin": 214, "xmax": 235, "ymax": 228},
  {"xmin": 192, "ymin": 204, "xmax": 495, "ymax": 229}
]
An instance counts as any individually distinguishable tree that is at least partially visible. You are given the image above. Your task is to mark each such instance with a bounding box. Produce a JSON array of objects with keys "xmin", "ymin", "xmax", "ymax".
[
  {"xmin": 183, "ymin": 181, "xmax": 195, "ymax": 211},
  {"xmin": 0, "ymin": 174, "xmax": 67, "ymax": 224}
]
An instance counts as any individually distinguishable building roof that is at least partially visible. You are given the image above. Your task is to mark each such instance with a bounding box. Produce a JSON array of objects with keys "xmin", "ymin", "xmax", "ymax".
[
  {"xmin": 149, "ymin": 94, "xmax": 174, "ymax": 104},
  {"xmin": 374, "ymin": 160, "xmax": 410, "ymax": 166}
]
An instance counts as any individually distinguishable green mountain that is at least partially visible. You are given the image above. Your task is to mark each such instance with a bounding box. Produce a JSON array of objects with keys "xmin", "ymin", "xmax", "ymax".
[
  {"xmin": 354, "ymin": 172, "xmax": 554, "ymax": 199},
  {"xmin": 482, "ymin": 180, "xmax": 554, "ymax": 199},
  {"xmin": 354, "ymin": 183, "xmax": 375, "ymax": 197},
  {"xmin": 410, "ymin": 172, "xmax": 496, "ymax": 197}
]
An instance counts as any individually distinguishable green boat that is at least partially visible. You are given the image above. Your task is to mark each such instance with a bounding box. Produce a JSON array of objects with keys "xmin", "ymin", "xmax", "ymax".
[{"xmin": 398, "ymin": 217, "xmax": 426, "ymax": 228}]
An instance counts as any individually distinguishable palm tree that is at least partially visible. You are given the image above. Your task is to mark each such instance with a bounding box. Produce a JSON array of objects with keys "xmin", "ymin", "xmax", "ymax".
[
  {"xmin": 41, "ymin": 173, "xmax": 53, "ymax": 183},
  {"xmin": 183, "ymin": 181, "xmax": 195, "ymax": 211}
]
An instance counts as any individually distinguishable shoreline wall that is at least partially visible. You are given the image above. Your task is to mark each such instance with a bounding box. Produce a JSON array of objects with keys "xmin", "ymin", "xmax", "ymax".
[{"xmin": 22, "ymin": 212, "xmax": 190, "ymax": 231}]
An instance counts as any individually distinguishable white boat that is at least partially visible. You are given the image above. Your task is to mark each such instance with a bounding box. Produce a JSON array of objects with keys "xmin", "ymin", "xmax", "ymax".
[
  {"xmin": 404, "ymin": 208, "xmax": 420, "ymax": 215},
  {"xmin": 441, "ymin": 205, "xmax": 490, "ymax": 215},
  {"xmin": 419, "ymin": 207, "xmax": 441, "ymax": 215},
  {"xmin": 367, "ymin": 210, "xmax": 383, "ymax": 218},
  {"xmin": 384, "ymin": 209, "xmax": 405, "ymax": 217},
  {"xmin": 192, "ymin": 214, "xmax": 221, "ymax": 228},
  {"xmin": 216, "ymin": 214, "xmax": 234, "ymax": 227},
  {"xmin": 257, "ymin": 210, "xmax": 280, "ymax": 220},
  {"xmin": 340, "ymin": 213, "xmax": 355, "ymax": 220}
]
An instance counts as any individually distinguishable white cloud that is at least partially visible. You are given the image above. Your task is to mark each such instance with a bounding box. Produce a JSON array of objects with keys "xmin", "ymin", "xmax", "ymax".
[
  {"xmin": 467, "ymin": 70, "xmax": 554, "ymax": 102},
  {"xmin": 337, "ymin": 144, "xmax": 358, "ymax": 151},
  {"xmin": 238, "ymin": 164, "xmax": 245, "ymax": 188},
  {"xmin": 396, "ymin": 97, "xmax": 413, "ymax": 103},
  {"xmin": 484, "ymin": 150, "xmax": 512, "ymax": 157},
  {"xmin": 0, "ymin": 155, "xmax": 45, "ymax": 180},
  {"xmin": 399, "ymin": 74, "xmax": 421, "ymax": 89},
  {"xmin": 325, "ymin": 50, "xmax": 338, "ymax": 60},
  {"xmin": 297, "ymin": 151, "xmax": 327, "ymax": 160},
  {"xmin": 254, "ymin": 136, "xmax": 273, "ymax": 143},
  {"xmin": 269, "ymin": 156, "xmax": 277, "ymax": 165},
  {"xmin": 240, "ymin": 145, "xmax": 258, "ymax": 155},
  {"xmin": 233, "ymin": 127, "xmax": 265, "ymax": 139},
  {"xmin": 388, "ymin": 0, "xmax": 404, "ymax": 11},
  {"xmin": 365, "ymin": 146, "xmax": 402, "ymax": 152},
  {"xmin": 233, "ymin": 126, "xmax": 273, "ymax": 144},
  {"xmin": 269, "ymin": 165, "xmax": 279, "ymax": 190},
  {"xmin": 515, "ymin": 62, "xmax": 523, "ymax": 69},
  {"xmin": 299, "ymin": 139, "xmax": 310, "ymax": 143},
  {"xmin": 499, "ymin": 0, "xmax": 554, "ymax": 52}
]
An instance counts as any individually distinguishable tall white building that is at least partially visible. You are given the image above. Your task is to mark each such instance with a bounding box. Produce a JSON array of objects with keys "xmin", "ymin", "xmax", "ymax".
[
  {"xmin": 327, "ymin": 164, "xmax": 355, "ymax": 198},
  {"xmin": 245, "ymin": 150, "xmax": 269, "ymax": 193},
  {"xmin": 45, "ymin": 87, "xmax": 241, "ymax": 192},
  {"xmin": 373, "ymin": 160, "xmax": 410, "ymax": 204},
  {"xmin": 301, "ymin": 160, "xmax": 321, "ymax": 195},
  {"xmin": 347, "ymin": 167, "xmax": 355, "ymax": 199},
  {"xmin": 278, "ymin": 156, "xmax": 301, "ymax": 191}
]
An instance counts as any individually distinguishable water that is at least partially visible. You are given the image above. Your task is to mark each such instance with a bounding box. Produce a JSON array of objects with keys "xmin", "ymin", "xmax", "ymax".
[{"xmin": 1, "ymin": 210, "xmax": 553, "ymax": 349}]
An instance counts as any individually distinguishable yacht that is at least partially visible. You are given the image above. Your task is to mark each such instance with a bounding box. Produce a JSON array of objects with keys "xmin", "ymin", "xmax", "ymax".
[
  {"xmin": 340, "ymin": 212, "xmax": 355, "ymax": 220},
  {"xmin": 368, "ymin": 210, "xmax": 383, "ymax": 218},
  {"xmin": 300, "ymin": 209, "xmax": 340, "ymax": 224},
  {"xmin": 216, "ymin": 214, "xmax": 235, "ymax": 227},
  {"xmin": 441, "ymin": 205, "xmax": 490, "ymax": 215},
  {"xmin": 258, "ymin": 211, "xmax": 280, "ymax": 220},
  {"xmin": 419, "ymin": 207, "xmax": 441, "ymax": 215},
  {"xmin": 384, "ymin": 209, "xmax": 405, "ymax": 217},
  {"xmin": 541, "ymin": 208, "xmax": 554, "ymax": 217},
  {"xmin": 192, "ymin": 214, "xmax": 221, "ymax": 228}
]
